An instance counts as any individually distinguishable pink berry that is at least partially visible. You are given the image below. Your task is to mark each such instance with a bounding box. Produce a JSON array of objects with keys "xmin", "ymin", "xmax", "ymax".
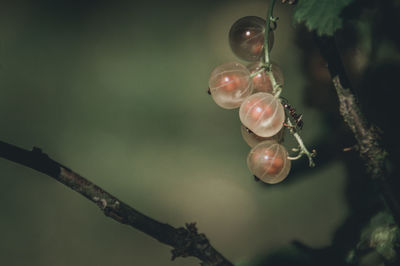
[
  {"xmin": 229, "ymin": 16, "xmax": 274, "ymax": 61},
  {"xmin": 239, "ymin": 92, "xmax": 285, "ymax": 137},
  {"xmin": 208, "ymin": 62, "xmax": 253, "ymax": 109},
  {"xmin": 247, "ymin": 140, "xmax": 291, "ymax": 184}
]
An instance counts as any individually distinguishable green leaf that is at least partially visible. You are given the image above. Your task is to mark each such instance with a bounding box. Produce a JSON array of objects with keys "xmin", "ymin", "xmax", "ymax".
[{"xmin": 293, "ymin": 0, "xmax": 354, "ymax": 36}]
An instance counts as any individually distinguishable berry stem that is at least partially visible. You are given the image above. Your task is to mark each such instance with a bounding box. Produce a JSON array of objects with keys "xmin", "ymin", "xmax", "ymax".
[
  {"xmin": 249, "ymin": 67, "xmax": 265, "ymax": 78},
  {"xmin": 264, "ymin": 0, "xmax": 282, "ymax": 97},
  {"xmin": 286, "ymin": 118, "xmax": 316, "ymax": 167},
  {"xmin": 264, "ymin": 0, "xmax": 277, "ymax": 67},
  {"xmin": 263, "ymin": 0, "xmax": 315, "ymax": 167},
  {"xmin": 271, "ymin": 69, "xmax": 315, "ymax": 166}
]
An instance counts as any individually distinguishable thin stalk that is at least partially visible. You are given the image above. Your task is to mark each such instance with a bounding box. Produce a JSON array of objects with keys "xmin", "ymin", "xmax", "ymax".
[
  {"xmin": 268, "ymin": 67, "xmax": 315, "ymax": 166},
  {"xmin": 286, "ymin": 118, "xmax": 316, "ymax": 167},
  {"xmin": 264, "ymin": 0, "xmax": 277, "ymax": 67},
  {"xmin": 261, "ymin": 0, "xmax": 315, "ymax": 166},
  {"xmin": 249, "ymin": 67, "xmax": 265, "ymax": 78}
]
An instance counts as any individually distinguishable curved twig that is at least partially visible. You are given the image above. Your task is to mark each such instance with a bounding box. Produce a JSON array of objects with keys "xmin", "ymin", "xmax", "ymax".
[{"xmin": 0, "ymin": 140, "xmax": 233, "ymax": 266}]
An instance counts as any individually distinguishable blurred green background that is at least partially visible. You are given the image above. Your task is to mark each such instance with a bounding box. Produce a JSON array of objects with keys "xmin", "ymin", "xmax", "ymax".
[{"xmin": 0, "ymin": 1, "xmax": 349, "ymax": 265}]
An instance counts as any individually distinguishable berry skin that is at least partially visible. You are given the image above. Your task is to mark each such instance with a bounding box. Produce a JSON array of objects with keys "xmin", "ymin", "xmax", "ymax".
[
  {"xmin": 229, "ymin": 16, "xmax": 274, "ymax": 61},
  {"xmin": 247, "ymin": 140, "xmax": 291, "ymax": 184},
  {"xmin": 241, "ymin": 124, "xmax": 283, "ymax": 147},
  {"xmin": 208, "ymin": 62, "xmax": 253, "ymax": 109},
  {"xmin": 247, "ymin": 62, "xmax": 284, "ymax": 94},
  {"xmin": 239, "ymin": 92, "xmax": 285, "ymax": 137}
]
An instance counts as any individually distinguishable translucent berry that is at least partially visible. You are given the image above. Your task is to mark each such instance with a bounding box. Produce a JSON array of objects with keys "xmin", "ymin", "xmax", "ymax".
[
  {"xmin": 241, "ymin": 124, "xmax": 283, "ymax": 147},
  {"xmin": 208, "ymin": 62, "xmax": 253, "ymax": 109},
  {"xmin": 248, "ymin": 62, "xmax": 284, "ymax": 94},
  {"xmin": 239, "ymin": 92, "xmax": 285, "ymax": 137},
  {"xmin": 247, "ymin": 140, "xmax": 291, "ymax": 184},
  {"xmin": 229, "ymin": 16, "xmax": 274, "ymax": 61}
]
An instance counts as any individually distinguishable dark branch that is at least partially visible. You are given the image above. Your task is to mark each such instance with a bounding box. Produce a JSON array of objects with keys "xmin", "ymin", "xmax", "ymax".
[
  {"xmin": 313, "ymin": 34, "xmax": 400, "ymax": 224},
  {"xmin": 0, "ymin": 140, "xmax": 233, "ymax": 266}
]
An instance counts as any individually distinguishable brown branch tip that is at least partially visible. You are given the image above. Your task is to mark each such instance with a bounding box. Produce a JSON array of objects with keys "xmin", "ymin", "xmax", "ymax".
[{"xmin": 0, "ymin": 141, "xmax": 233, "ymax": 266}]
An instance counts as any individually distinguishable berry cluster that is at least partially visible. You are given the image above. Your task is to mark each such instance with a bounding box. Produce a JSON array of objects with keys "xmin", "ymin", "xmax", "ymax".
[{"xmin": 208, "ymin": 16, "xmax": 296, "ymax": 184}]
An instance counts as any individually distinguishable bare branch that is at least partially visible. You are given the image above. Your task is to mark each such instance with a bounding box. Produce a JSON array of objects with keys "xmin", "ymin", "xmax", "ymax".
[
  {"xmin": 313, "ymin": 34, "xmax": 400, "ymax": 225},
  {"xmin": 0, "ymin": 140, "xmax": 233, "ymax": 266}
]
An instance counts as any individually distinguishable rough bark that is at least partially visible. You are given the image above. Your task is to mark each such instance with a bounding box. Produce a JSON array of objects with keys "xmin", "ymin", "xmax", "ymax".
[
  {"xmin": 313, "ymin": 34, "xmax": 400, "ymax": 224},
  {"xmin": 0, "ymin": 140, "xmax": 233, "ymax": 266}
]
